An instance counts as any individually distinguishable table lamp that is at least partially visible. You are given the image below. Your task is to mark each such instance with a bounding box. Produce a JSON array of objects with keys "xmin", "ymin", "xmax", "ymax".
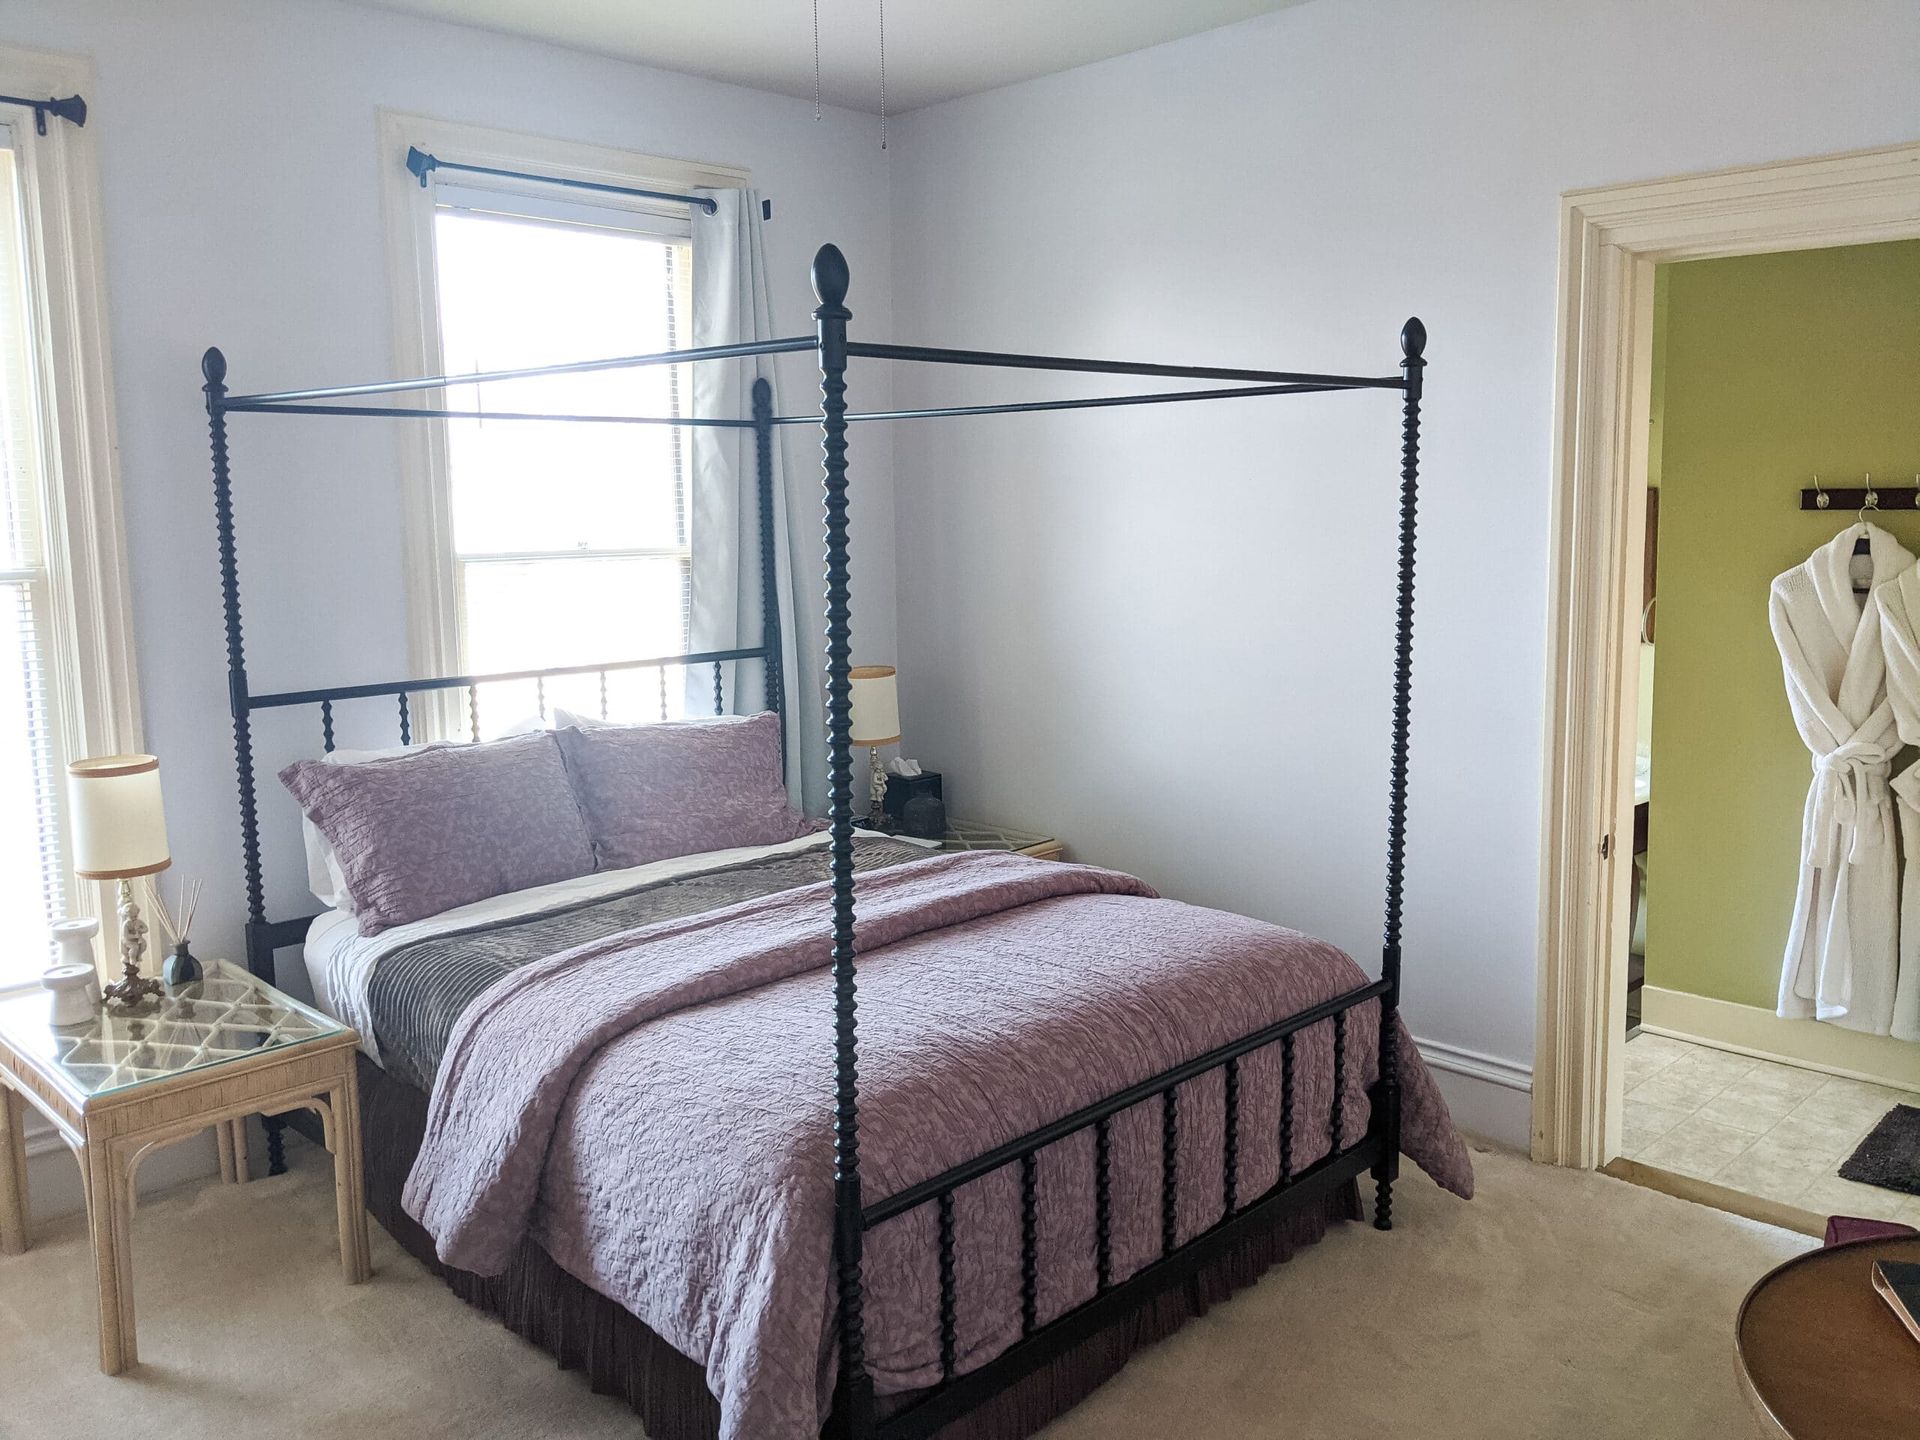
[
  {"xmin": 848, "ymin": 665, "xmax": 901, "ymax": 826},
  {"xmin": 68, "ymin": 755, "xmax": 170, "ymax": 1007}
]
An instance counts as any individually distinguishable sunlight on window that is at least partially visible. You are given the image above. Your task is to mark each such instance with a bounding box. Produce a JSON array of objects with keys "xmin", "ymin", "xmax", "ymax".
[
  {"xmin": 431, "ymin": 203, "xmax": 694, "ymax": 729},
  {"xmin": 0, "ymin": 139, "xmax": 69, "ymax": 983}
]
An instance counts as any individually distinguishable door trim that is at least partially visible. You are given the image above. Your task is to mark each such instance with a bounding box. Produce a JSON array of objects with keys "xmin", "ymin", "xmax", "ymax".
[{"xmin": 1534, "ymin": 142, "xmax": 1920, "ymax": 1166}]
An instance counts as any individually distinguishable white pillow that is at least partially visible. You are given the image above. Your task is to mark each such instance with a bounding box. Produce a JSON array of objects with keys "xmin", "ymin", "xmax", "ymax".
[
  {"xmin": 552, "ymin": 706, "xmax": 616, "ymax": 731},
  {"xmin": 300, "ymin": 719, "xmax": 548, "ymax": 909}
]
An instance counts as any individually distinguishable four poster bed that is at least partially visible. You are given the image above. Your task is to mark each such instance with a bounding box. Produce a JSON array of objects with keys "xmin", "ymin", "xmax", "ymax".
[{"xmin": 202, "ymin": 242, "xmax": 1468, "ymax": 1440}]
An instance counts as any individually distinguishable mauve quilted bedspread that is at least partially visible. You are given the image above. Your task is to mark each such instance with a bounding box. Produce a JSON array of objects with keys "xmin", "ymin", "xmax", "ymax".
[{"xmin": 404, "ymin": 851, "xmax": 1472, "ymax": 1440}]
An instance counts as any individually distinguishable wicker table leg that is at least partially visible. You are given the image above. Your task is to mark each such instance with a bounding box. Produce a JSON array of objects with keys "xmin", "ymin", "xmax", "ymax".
[
  {"xmin": 0, "ymin": 1084, "xmax": 28, "ymax": 1255},
  {"xmin": 328, "ymin": 1074, "xmax": 369, "ymax": 1285},
  {"xmin": 230, "ymin": 1118, "xmax": 251, "ymax": 1184},
  {"xmin": 84, "ymin": 1140, "xmax": 136, "ymax": 1374}
]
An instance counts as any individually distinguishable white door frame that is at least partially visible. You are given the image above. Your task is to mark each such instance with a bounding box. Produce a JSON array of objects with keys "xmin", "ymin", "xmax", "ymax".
[{"xmin": 1533, "ymin": 141, "xmax": 1920, "ymax": 1168}]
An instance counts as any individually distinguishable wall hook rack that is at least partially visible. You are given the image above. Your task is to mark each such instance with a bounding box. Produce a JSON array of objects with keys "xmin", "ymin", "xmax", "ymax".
[{"xmin": 1800, "ymin": 475, "xmax": 1920, "ymax": 512}]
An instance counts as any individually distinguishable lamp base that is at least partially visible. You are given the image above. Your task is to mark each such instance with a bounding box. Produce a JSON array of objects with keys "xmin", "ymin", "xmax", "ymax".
[
  {"xmin": 867, "ymin": 746, "xmax": 888, "ymax": 826},
  {"xmin": 102, "ymin": 967, "xmax": 163, "ymax": 1007},
  {"xmin": 102, "ymin": 879, "xmax": 164, "ymax": 1008}
]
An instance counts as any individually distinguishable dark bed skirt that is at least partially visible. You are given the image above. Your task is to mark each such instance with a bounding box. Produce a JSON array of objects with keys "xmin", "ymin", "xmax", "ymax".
[{"xmin": 355, "ymin": 1053, "xmax": 1359, "ymax": 1440}]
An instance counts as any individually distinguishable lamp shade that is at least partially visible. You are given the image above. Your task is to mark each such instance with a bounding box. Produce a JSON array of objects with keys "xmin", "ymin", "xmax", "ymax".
[
  {"xmin": 68, "ymin": 755, "xmax": 171, "ymax": 880},
  {"xmin": 848, "ymin": 665, "xmax": 901, "ymax": 746}
]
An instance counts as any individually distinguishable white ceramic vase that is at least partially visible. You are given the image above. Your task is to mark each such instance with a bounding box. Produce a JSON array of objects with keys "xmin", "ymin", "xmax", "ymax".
[{"xmin": 51, "ymin": 917, "xmax": 101, "ymax": 1003}]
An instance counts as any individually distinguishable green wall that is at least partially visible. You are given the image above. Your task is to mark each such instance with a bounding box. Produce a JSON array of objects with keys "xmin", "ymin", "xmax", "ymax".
[{"xmin": 1645, "ymin": 239, "xmax": 1920, "ymax": 1007}]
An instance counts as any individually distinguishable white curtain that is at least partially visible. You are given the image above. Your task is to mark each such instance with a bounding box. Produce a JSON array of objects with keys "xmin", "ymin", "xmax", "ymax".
[{"xmin": 687, "ymin": 189, "xmax": 815, "ymax": 810}]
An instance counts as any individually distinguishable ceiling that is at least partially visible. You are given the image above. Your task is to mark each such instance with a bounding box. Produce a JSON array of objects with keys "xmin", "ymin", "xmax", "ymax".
[{"xmin": 348, "ymin": 1, "xmax": 1305, "ymax": 114}]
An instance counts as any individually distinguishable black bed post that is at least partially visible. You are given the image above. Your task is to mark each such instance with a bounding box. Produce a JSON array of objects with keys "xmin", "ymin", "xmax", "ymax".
[
  {"xmin": 1372, "ymin": 317, "xmax": 1424, "ymax": 1232},
  {"xmin": 751, "ymin": 375, "xmax": 788, "ymax": 772},
  {"xmin": 206, "ymin": 347, "xmax": 285, "ymax": 1176},
  {"xmin": 815, "ymin": 244, "xmax": 873, "ymax": 1437},
  {"xmin": 205, "ymin": 348, "xmax": 267, "ymax": 959}
]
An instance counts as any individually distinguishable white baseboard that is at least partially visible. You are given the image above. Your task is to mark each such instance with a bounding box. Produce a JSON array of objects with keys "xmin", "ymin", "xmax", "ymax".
[
  {"xmin": 1641, "ymin": 985, "xmax": 1920, "ymax": 1094},
  {"xmin": 1413, "ymin": 1034, "xmax": 1532, "ymax": 1149}
]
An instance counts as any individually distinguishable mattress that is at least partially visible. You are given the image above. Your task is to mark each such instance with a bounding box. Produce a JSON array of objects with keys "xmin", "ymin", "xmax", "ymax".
[{"xmin": 302, "ymin": 829, "xmax": 929, "ymax": 1087}]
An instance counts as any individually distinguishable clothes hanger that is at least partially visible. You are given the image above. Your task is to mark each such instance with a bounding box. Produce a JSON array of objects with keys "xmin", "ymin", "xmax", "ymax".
[{"xmin": 1852, "ymin": 475, "xmax": 1879, "ymax": 594}]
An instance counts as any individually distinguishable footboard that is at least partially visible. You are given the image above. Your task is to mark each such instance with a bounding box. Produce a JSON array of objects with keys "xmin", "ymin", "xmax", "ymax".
[{"xmin": 846, "ymin": 976, "xmax": 1397, "ymax": 1440}]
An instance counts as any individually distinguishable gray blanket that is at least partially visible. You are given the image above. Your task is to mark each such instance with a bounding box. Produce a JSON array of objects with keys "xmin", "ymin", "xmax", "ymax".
[{"xmin": 366, "ymin": 835, "xmax": 933, "ymax": 1091}]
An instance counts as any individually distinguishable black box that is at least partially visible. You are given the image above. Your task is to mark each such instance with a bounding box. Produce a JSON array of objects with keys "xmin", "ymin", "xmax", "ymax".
[{"xmin": 883, "ymin": 769, "xmax": 943, "ymax": 824}]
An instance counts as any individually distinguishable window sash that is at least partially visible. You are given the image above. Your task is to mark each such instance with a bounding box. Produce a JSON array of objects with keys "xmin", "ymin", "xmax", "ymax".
[{"xmin": 428, "ymin": 190, "xmax": 695, "ymax": 687}]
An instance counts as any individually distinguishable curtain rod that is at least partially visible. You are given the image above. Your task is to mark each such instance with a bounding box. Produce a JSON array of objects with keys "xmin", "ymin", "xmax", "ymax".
[
  {"xmin": 405, "ymin": 145, "xmax": 726, "ymax": 215},
  {"xmin": 0, "ymin": 93, "xmax": 86, "ymax": 135}
]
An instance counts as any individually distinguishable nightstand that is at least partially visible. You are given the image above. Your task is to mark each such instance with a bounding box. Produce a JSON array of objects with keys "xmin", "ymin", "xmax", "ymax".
[
  {"xmin": 0, "ymin": 960, "xmax": 369, "ymax": 1374},
  {"xmin": 941, "ymin": 819, "xmax": 1065, "ymax": 862}
]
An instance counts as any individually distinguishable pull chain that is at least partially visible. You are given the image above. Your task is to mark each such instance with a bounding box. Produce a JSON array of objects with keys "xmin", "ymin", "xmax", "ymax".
[
  {"xmin": 877, "ymin": 0, "xmax": 887, "ymax": 149},
  {"xmin": 812, "ymin": 0, "xmax": 822, "ymax": 120}
]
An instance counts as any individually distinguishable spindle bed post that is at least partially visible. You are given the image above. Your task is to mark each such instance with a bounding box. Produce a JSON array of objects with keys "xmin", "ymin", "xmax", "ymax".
[
  {"xmin": 206, "ymin": 345, "xmax": 286, "ymax": 1175},
  {"xmin": 814, "ymin": 243, "xmax": 874, "ymax": 1438},
  {"xmin": 752, "ymin": 375, "xmax": 788, "ymax": 761},
  {"xmin": 1372, "ymin": 316, "xmax": 1425, "ymax": 1231}
]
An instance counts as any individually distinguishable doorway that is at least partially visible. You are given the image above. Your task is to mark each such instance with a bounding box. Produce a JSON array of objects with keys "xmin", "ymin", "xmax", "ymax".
[{"xmin": 1534, "ymin": 142, "xmax": 1920, "ymax": 1188}]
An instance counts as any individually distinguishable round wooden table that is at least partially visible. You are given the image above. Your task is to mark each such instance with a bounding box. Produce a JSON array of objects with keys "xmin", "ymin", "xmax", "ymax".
[{"xmin": 1737, "ymin": 1236, "xmax": 1920, "ymax": 1436}]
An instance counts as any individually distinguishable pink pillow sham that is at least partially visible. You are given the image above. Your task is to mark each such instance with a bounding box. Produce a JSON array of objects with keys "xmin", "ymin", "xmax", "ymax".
[
  {"xmin": 554, "ymin": 710, "xmax": 818, "ymax": 870},
  {"xmin": 280, "ymin": 731, "xmax": 595, "ymax": 935}
]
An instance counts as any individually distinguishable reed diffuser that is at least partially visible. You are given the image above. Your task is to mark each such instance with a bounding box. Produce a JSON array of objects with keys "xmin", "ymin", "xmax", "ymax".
[{"xmin": 149, "ymin": 876, "xmax": 204, "ymax": 988}]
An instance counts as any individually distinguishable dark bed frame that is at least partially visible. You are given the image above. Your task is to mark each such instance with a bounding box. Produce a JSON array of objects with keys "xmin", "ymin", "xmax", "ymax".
[{"xmin": 202, "ymin": 242, "xmax": 1425, "ymax": 1440}]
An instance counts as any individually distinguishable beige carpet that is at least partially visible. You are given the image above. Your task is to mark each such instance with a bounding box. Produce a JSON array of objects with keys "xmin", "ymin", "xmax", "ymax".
[{"xmin": 0, "ymin": 1137, "xmax": 1806, "ymax": 1439}]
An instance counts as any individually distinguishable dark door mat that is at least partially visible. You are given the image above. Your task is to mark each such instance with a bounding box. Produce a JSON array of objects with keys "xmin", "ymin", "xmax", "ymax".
[{"xmin": 1839, "ymin": 1104, "xmax": 1920, "ymax": 1196}]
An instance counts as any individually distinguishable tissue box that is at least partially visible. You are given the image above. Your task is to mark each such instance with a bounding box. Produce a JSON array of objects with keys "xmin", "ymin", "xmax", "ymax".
[{"xmin": 883, "ymin": 769, "xmax": 943, "ymax": 824}]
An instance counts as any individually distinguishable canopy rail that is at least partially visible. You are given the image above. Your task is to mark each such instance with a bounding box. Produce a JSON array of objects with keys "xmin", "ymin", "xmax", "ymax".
[
  {"xmin": 222, "ymin": 335, "xmax": 820, "ymax": 406},
  {"xmin": 222, "ymin": 381, "xmax": 1387, "ymax": 430}
]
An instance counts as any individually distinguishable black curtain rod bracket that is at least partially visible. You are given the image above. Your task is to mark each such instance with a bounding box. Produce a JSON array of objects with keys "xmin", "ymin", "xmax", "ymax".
[
  {"xmin": 0, "ymin": 93, "xmax": 86, "ymax": 135},
  {"xmin": 405, "ymin": 145, "xmax": 720, "ymax": 214}
]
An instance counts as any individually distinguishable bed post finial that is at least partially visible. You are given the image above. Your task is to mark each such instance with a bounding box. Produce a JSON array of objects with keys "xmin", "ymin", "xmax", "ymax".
[
  {"xmin": 812, "ymin": 243, "xmax": 851, "ymax": 314},
  {"xmin": 1401, "ymin": 317, "xmax": 1426, "ymax": 361},
  {"xmin": 201, "ymin": 346, "xmax": 227, "ymax": 389}
]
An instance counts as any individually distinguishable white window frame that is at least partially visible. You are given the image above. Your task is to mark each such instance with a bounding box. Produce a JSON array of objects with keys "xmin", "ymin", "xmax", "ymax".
[
  {"xmin": 0, "ymin": 45, "xmax": 142, "ymax": 995},
  {"xmin": 377, "ymin": 112, "xmax": 747, "ymax": 720}
]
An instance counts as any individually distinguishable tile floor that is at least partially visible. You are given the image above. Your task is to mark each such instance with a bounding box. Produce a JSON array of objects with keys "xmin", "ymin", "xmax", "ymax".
[{"xmin": 1622, "ymin": 1031, "xmax": 1920, "ymax": 1221}]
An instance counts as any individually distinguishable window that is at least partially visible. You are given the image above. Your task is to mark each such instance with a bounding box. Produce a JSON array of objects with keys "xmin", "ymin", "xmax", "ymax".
[
  {"xmin": 387, "ymin": 116, "xmax": 748, "ymax": 733},
  {"xmin": 0, "ymin": 137, "xmax": 67, "ymax": 975},
  {"xmin": 436, "ymin": 188, "xmax": 693, "ymax": 717},
  {"xmin": 0, "ymin": 50, "xmax": 141, "ymax": 990}
]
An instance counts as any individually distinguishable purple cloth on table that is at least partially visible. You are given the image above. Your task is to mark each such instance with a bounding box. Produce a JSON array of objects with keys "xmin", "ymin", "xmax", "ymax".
[
  {"xmin": 404, "ymin": 850, "xmax": 1473, "ymax": 1440},
  {"xmin": 280, "ymin": 732, "xmax": 594, "ymax": 936},
  {"xmin": 1824, "ymin": 1215, "xmax": 1919, "ymax": 1247},
  {"xmin": 554, "ymin": 711, "xmax": 818, "ymax": 870}
]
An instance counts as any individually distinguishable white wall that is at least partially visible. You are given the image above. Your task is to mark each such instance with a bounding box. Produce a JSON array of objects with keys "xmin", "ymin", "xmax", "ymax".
[
  {"xmin": 0, "ymin": 0, "xmax": 896, "ymax": 981},
  {"xmin": 0, "ymin": 0, "xmax": 895, "ymax": 1210},
  {"xmin": 886, "ymin": 0, "xmax": 1920, "ymax": 1143}
]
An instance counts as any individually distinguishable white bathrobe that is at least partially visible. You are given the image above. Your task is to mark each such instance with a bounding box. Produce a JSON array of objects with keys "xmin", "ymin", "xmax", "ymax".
[
  {"xmin": 1771, "ymin": 522, "xmax": 1914, "ymax": 1033},
  {"xmin": 1869, "ymin": 562, "xmax": 1920, "ymax": 1040}
]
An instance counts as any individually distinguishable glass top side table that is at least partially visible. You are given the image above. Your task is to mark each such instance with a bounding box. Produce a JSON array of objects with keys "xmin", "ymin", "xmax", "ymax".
[
  {"xmin": 0, "ymin": 958, "xmax": 368, "ymax": 1375},
  {"xmin": 941, "ymin": 819, "xmax": 1065, "ymax": 861},
  {"xmin": 0, "ymin": 960, "xmax": 345, "ymax": 1105}
]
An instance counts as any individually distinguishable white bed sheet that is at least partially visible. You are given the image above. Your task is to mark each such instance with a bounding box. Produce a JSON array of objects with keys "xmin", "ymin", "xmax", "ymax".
[{"xmin": 304, "ymin": 829, "xmax": 908, "ymax": 1065}]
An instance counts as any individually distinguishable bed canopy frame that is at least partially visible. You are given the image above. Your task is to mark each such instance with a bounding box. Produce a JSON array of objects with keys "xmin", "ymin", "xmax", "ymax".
[{"xmin": 202, "ymin": 242, "xmax": 1425, "ymax": 1440}]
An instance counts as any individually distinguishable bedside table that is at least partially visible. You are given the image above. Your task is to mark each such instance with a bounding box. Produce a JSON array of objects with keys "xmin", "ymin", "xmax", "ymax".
[
  {"xmin": 0, "ymin": 960, "xmax": 369, "ymax": 1374},
  {"xmin": 941, "ymin": 819, "xmax": 1065, "ymax": 862}
]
